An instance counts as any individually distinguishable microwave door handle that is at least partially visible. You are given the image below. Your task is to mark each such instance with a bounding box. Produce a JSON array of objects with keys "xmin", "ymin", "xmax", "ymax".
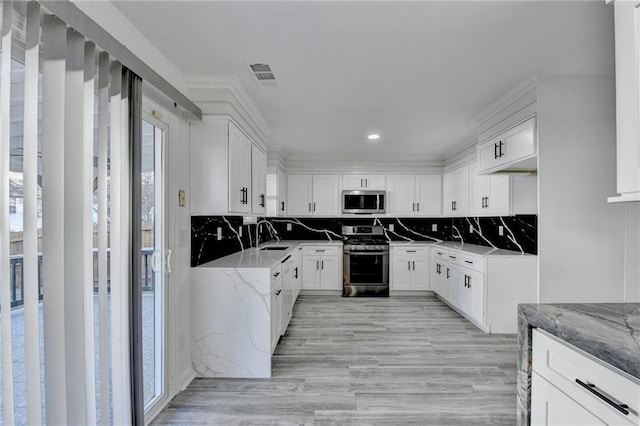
[{"xmin": 376, "ymin": 194, "xmax": 380, "ymax": 211}]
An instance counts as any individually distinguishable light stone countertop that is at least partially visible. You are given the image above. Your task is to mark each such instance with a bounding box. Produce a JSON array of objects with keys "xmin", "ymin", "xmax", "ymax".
[
  {"xmin": 196, "ymin": 240, "xmax": 343, "ymax": 269},
  {"xmin": 435, "ymin": 241, "xmax": 536, "ymax": 257}
]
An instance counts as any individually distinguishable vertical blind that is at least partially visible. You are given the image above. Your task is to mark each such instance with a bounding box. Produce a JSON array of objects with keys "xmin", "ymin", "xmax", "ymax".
[{"xmin": 0, "ymin": 1, "xmax": 141, "ymax": 424}]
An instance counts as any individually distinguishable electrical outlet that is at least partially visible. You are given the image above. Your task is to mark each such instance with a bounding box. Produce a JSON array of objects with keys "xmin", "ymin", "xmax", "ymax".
[
  {"xmin": 287, "ymin": 223, "xmax": 292, "ymax": 231},
  {"xmin": 239, "ymin": 226, "xmax": 243, "ymax": 237},
  {"xmin": 432, "ymin": 224, "xmax": 437, "ymax": 232},
  {"xmin": 499, "ymin": 226, "xmax": 504, "ymax": 236},
  {"xmin": 217, "ymin": 227, "xmax": 222, "ymax": 240},
  {"xmin": 389, "ymin": 224, "xmax": 395, "ymax": 232},
  {"xmin": 469, "ymin": 225, "xmax": 473, "ymax": 233}
]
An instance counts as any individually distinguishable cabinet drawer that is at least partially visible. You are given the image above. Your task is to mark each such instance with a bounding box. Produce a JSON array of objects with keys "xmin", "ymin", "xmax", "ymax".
[
  {"xmin": 532, "ymin": 329, "xmax": 639, "ymax": 425},
  {"xmin": 432, "ymin": 249, "xmax": 449, "ymax": 261},
  {"xmin": 302, "ymin": 245, "xmax": 342, "ymax": 256},
  {"xmin": 457, "ymin": 254, "xmax": 484, "ymax": 272},
  {"xmin": 394, "ymin": 247, "xmax": 429, "ymax": 256}
]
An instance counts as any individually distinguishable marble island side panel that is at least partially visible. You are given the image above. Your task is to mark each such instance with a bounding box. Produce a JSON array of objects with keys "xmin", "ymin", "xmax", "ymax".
[
  {"xmin": 191, "ymin": 266, "xmax": 272, "ymax": 378},
  {"xmin": 517, "ymin": 303, "xmax": 640, "ymax": 425}
]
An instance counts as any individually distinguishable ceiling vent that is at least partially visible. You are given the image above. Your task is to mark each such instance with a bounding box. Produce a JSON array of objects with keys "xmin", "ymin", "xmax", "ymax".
[{"xmin": 248, "ymin": 63, "xmax": 277, "ymax": 86}]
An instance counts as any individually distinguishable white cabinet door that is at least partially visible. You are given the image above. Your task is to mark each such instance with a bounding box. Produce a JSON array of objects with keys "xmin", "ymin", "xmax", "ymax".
[
  {"xmin": 276, "ymin": 168, "xmax": 287, "ymax": 216},
  {"xmin": 251, "ymin": 146, "xmax": 267, "ymax": 215},
  {"xmin": 470, "ymin": 163, "xmax": 488, "ymax": 215},
  {"xmin": 364, "ymin": 175, "xmax": 386, "ymax": 190},
  {"xmin": 319, "ymin": 256, "xmax": 341, "ymax": 290},
  {"xmin": 415, "ymin": 174, "xmax": 442, "ymax": 216},
  {"xmin": 503, "ymin": 117, "xmax": 536, "ymax": 164},
  {"xmin": 287, "ymin": 175, "xmax": 314, "ymax": 216},
  {"xmin": 611, "ymin": 1, "xmax": 640, "ymax": 199},
  {"xmin": 302, "ymin": 255, "xmax": 320, "ymax": 289},
  {"xmin": 312, "ymin": 175, "xmax": 340, "ymax": 216},
  {"xmin": 486, "ymin": 175, "xmax": 510, "ymax": 215},
  {"xmin": 455, "ymin": 165, "xmax": 470, "ymax": 216},
  {"xmin": 445, "ymin": 263, "xmax": 458, "ymax": 306},
  {"xmin": 531, "ymin": 372, "xmax": 606, "ymax": 426},
  {"xmin": 467, "ymin": 269, "xmax": 485, "ymax": 324},
  {"xmin": 387, "ymin": 175, "xmax": 417, "ymax": 215},
  {"xmin": 430, "ymin": 253, "xmax": 445, "ymax": 296},
  {"xmin": 412, "ymin": 256, "xmax": 429, "ymax": 290},
  {"xmin": 443, "ymin": 170, "xmax": 456, "ymax": 216},
  {"xmin": 228, "ymin": 122, "xmax": 252, "ymax": 213},
  {"xmin": 342, "ymin": 175, "xmax": 365, "ymax": 190},
  {"xmin": 392, "ymin": 255, "xmax": 413, "ymax": 290}
]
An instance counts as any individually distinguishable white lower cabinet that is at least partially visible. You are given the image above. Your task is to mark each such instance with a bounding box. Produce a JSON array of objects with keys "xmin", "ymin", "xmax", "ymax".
[
  {"xmin": 390, "ymin": 247, "xmax": 430, "ymax": 291},
  {"xmin": 531, "ymin": 372, "xmax": 606, "ymax": 426},
  {"xmin": 531, "ymin": 330, "xmax": 639, "ymax": 426},
  {"xmin": 430, "ymin": 246, "xmax": 537, "ymax": 333},
  {"xmin": 270, "ymin": 266, "xmax": 283, "ymax": 355},
  {"xmin": 301, "ymin": 245, "xmax": 342, "ymax": 290}
]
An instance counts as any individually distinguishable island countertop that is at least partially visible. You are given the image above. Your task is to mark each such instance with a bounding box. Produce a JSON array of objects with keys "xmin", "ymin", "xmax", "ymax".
[
  {"xmin": 196, "ymin": 240, "xmax": 343, "ymax": 269},
  {"xmin": 516, "ymin": 303, "xmax": 640, "ymax": 425}
]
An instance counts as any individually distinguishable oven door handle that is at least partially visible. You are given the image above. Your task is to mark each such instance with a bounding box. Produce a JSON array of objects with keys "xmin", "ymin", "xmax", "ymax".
[{"xmin": 346, "ymin": 251, "xmax": 388, "ymax": 255}]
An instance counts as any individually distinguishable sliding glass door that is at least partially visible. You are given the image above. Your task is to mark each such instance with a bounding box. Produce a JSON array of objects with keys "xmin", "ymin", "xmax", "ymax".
[{"xmin": 141, "ymin": 116, "xmax": 167, "ymax": 413}]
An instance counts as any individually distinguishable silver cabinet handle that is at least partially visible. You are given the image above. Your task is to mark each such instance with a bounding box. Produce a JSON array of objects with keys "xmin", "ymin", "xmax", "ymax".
[
  {"xmin": 313, "ymin": 202, "xmax": 316, "ymax": 212},
  {"xmin": 416, "ymin": 203, "xmax": 419, "ymax": 212},
  {"xmin": 361, "ymin": 178, "xmax": 364, "ymax": 188},
  {"xmin": 321, "ymin": 260, "xmax": 324, "ymax": 270},
  {"xmin": 308, "ymin": 202, "xmax": 312, "ymax": 212},
  {"xmin": 275, "ymin": 289, "xmax": 281, "ymax": 296},
  {"xmin": 412, "ymin": 203, "xmax": 415, "ymax": 212},
  {"xmin": 166, "ymin": 249, "xmax": 172, "ymax": 274},
  {"xmin": 407, "ymin": 260, "xmax": 411, "ymax": 270},
  {"xmin": 273, "ymin": 272, "xmax": 280, "ymax": 278},
  {"xmin": 316, "ymin": 260, "xmax": 319, "ymax": 270},
  {"xmin": 365, "ymin": 178, "xmax": 368, "ymax": 188},
  {"xmin": 412, "ymin": 261, "xmax": 415, "ymax": 270}
]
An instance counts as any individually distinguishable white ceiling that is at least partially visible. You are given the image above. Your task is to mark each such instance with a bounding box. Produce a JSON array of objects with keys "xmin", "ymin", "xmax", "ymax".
[{"xmin": 113, "ymin": 1, "xmax": 614, "ymax": 159}]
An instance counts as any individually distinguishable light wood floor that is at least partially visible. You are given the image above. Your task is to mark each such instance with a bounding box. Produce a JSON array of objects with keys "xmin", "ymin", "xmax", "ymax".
[{"xmin": 152, "ymin": 295, "xmax": 518, "ymax": 425}]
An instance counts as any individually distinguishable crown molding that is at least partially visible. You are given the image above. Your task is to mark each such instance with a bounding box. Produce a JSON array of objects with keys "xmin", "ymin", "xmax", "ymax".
[
  {"xmin": 442, "ymin": 137, "xmax": 477, "ymax": 171},
  {"xmin": 282, "ymin": 154, "xmax": 443, "ymax": 174},
  {"xmin": 267, "ymin": 150, "xmax": 287, "ymax": 170},
  {"xmin": 186, "ymin": 75, "xmax": 272, "ymax": 142},
  {"xmin": 473, "ymin": 77, "xmax": 538, "ymax": 125}
]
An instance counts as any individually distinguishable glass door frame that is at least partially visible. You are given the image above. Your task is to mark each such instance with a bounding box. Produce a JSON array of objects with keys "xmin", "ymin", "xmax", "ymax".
[{"xmin": 140, "ymin": 109, "xmax": 169, "ymax": 420}]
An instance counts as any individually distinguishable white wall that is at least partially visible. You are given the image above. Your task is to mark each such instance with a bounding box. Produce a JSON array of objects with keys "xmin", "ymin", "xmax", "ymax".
[
  {"xmin": 538, "ymin": 76, "xmax": 627, "ymax": 302},
  {"xmin": 72, "ymin": 0, "xmax": 188, "ymax": 94}
]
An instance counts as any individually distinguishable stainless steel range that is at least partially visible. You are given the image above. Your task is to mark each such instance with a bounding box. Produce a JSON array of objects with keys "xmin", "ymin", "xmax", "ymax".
[{"xmin": 342, "ymin": 225, "xmax": 389, "ymax": 297}]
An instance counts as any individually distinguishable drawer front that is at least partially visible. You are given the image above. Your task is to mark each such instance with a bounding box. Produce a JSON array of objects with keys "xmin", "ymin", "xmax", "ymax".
[
  {"xmin": 394, "ymin": 247, "xmax": 429, "ymax": 257},
  {"xmin": 432, "ymin": 248, "xmax": 448, "ymax": 260},
  {"xmin": 532, "ymin": 329, "xmax": 639, "ymax": 425},
  {"xmin": 457, "ymin": 254, "xmax": 484, "ymax": 273},
  {"xmin": 302, "ymin": 245, "xmax": 342, "ymax": 257}
]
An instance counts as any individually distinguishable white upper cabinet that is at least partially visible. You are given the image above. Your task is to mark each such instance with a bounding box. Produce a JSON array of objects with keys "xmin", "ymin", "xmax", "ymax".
[
  {"xmin": 609, "ymin": 0, "xmax": 640, "ymax": 202},
  {"xmin": 342, "ymin": 174, "xmax": 386, "ymax": 190},
  {"xmin": 443, "ymin": 165, "xmax": 470, "ymax": 216},
  {"xmin": 286, "ymin": 175, "xmax": 340, "ymax": 216},
  {"xmin": 277, "ymin": 168, "xmax": 287, "ymax": 216},
  {"xmin": 477, "ymin": 117, "xmax": 537, "ymax": 175},
  {"xmin": 191, "ymin": 117, "xmax": 265, "ymax": 215},
  {"xmin": 286, "ymin": 175, "xmax": 313, "ymax": 216},
  {"xmin": 416, "ymin": 174, "xmax": 442, "ymax": 216},
  {"xmin": 228, "ymin": 121, "xmax": 252, "ymax": 213},
  {"xmin": 386, "ymin": 174, "xmax": 442, "ymax": 216},
  {"xmin": 251, "ymin": 145, "xmax": 267, "ymax": 215},
  {"xmin": 312, "ymin": 175, "xmax": 340, "ymax": 215},
  {"xmin": 470, "ymin": 163, "xmax": 510, "ymax": 216}
]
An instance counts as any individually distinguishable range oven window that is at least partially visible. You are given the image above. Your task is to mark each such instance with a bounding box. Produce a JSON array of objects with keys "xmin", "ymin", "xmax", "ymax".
[{"xmin": 348, "ymin": 253, "xmax": 385, "ymax": 284}]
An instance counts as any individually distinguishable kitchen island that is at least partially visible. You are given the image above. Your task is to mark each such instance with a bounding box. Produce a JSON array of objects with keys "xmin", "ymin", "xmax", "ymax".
[
  {"xmin": 517, "ymin": 303, "xmax": 640, "ymax": 425},
  {"xmin": 191, "ymin": 240, "xmax": 342, "ymax": 379}
]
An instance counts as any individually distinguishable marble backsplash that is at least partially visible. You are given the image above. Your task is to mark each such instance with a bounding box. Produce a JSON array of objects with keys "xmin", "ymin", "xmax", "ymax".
[{"xmin": 192, "ymin": 215, "xmax": 537, "ymax": 266}]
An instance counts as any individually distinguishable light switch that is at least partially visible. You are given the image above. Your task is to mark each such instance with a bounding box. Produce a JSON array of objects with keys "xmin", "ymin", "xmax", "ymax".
[
  {"xmin": 179, "ymin": 230, "xmax": 189, "ymax": 247},
  {"xmin": 178, "ymin": 190, "xmax": 186, "ymax": 207},
  {"xmin": 469, "ymin": 225, "xmax": 473, "ymax": 233},
  {"xmin": 431, "ymin": 224, "xmax": 437, "ymax": 232},
  {"xmin": 217, "ymin": 227, "xmax": 222, "ymax": 240},
  {"xmin": 287, "ymin": 223, "xmax": 292, "ymax": 231},
  {"xmin": 499, "ymin": 226, "xmax": 504, "ymax": 236},
  {"xmin": 239, "ymin": 226, "xmax": 243, "ymax": 237},
  {"xmin": 389, "ymin": 224, "xmax": 395, "ymax": 232}
]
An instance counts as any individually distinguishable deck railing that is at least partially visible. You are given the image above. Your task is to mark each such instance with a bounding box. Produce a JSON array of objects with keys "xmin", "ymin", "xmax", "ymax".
[{"xmin": 7, "ymin": 248, "xmax": 155, "ymax": 309}]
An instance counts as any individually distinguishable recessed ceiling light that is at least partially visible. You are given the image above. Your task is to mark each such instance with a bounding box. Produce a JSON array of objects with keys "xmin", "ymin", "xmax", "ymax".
[{"xmin": 367, "ymin": 134, "xmax": 380, "ymax": 140}]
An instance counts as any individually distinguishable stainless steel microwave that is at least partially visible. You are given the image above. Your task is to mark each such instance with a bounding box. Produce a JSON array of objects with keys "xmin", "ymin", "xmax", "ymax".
[{"xmin": 342, "ymin": 190, "xmax": 386, "ymax": 214}]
